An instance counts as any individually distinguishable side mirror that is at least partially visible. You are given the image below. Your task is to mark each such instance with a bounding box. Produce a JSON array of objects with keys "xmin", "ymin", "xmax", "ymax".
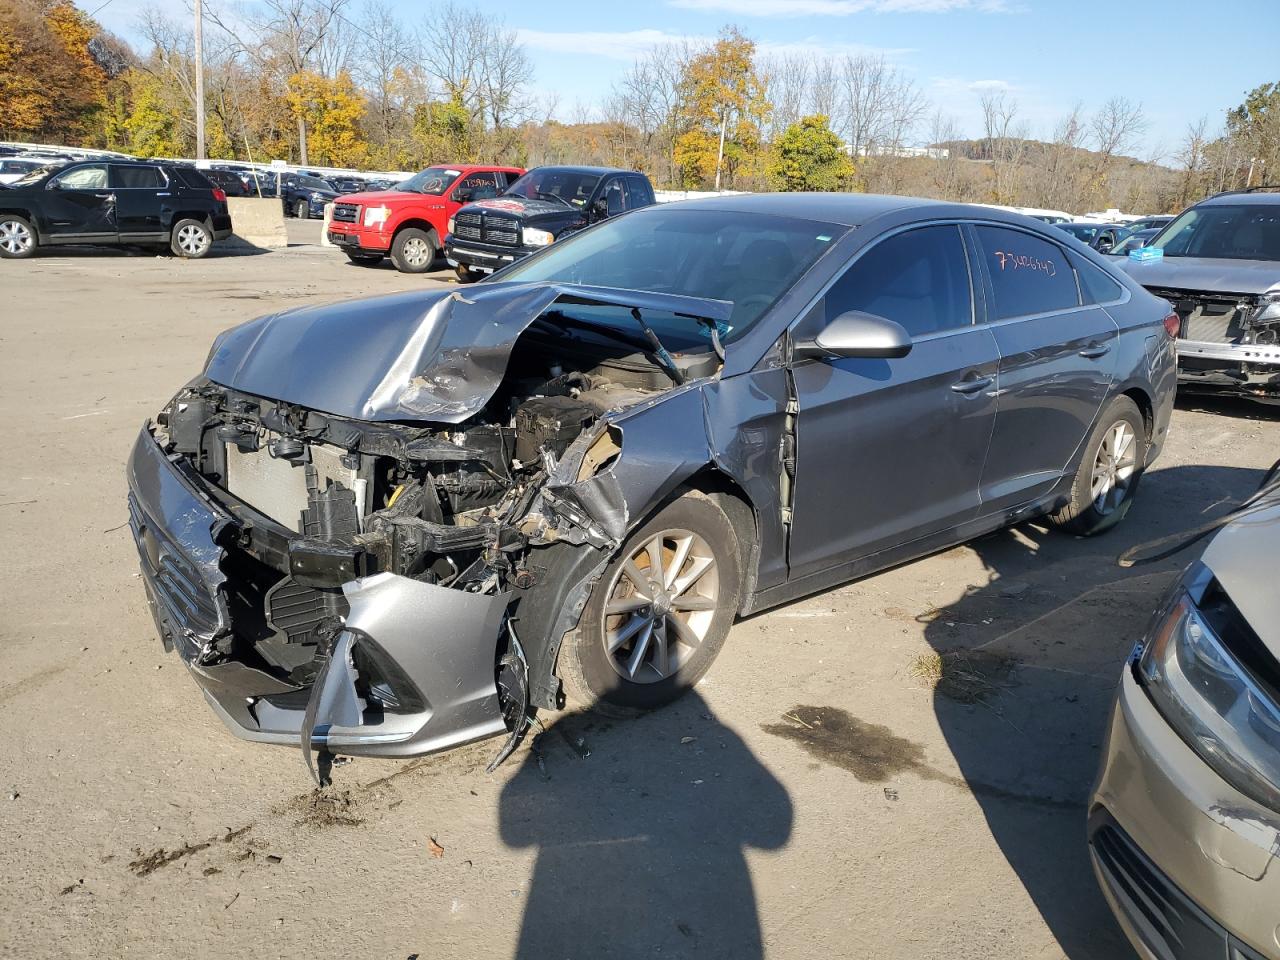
[
  {"xmin": 794, "ymin": 310, "xmax": 912, "ymax": 360},
  {"xmin": 592, "ymin": 196, "xmax": 609, "ymax": 220},
  {"xmin": 452, "ymin": 186, "xmax": 473, "ymax": 203}
]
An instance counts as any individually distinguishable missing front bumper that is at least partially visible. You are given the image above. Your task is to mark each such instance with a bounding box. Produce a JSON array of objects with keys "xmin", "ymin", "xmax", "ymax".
[{"xmin": 126, "ymin": 426, "xmax": 512, "ymax": 770}]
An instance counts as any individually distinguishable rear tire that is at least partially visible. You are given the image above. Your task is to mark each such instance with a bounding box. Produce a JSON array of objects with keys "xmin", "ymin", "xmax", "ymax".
[
  {"xmin": 0, "ymin": 214, "xmax": 36, "ymax": 258},
  {"xmin": 345, "ymin": 251, "xmax": 382, "ymax": 266},
  {"xmin": 170, "ymin": 218, "xmax": 212, "ymax": 259},
  {"xmin": 559, "ymin": 492, "xmax": 741, "ymax": 715},
  {"xmin": 1049, "ymin": 395, "xmax": 1147, "ymax": 536},
  {"xmin": 390, "ymin": 228, "xmax": 436, "ymax": 273},
  {"xmin": 294, "ymin": 200, "xmax": 309, "ymax": 219},
  {"xmin": 454, "ymin": 264, "xmax": 480, "ymax": 283}
]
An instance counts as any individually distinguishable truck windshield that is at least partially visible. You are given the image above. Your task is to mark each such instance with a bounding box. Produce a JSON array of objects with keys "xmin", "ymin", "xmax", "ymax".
[
  {"xmin": 498, "ymin": 207, "xmax": 848, "ymax": 340},
  {"xmin": 1149, "ymin": 204, "xmax": 1280, "ymax": 262},
  {"xmin": 505, "ymin": 169, "xmax": 602, "ymax": 208},
  {"xmin": 399, "ymin": 166, "xmax": 462, "ymax": 195}
]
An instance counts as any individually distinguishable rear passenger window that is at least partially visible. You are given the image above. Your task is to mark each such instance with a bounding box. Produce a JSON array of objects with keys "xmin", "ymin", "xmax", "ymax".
[
  {"xmin": 824, "ymin": 225, "xmax": 973, "ymax": 337},
  {"xmin": 1069, "ymin": 251, "xmax": 1124, "ymax": 304},
  {"xmin": 976, "ymin": 225, "xmax": 1079, "ymax": 319},
  {"xmin": 111, "ymin": 165, "xmax": 164, "ymax": 189},
  {"xmin": 625, "ymin": 177, "xmax": 653, "ymax": 208}
]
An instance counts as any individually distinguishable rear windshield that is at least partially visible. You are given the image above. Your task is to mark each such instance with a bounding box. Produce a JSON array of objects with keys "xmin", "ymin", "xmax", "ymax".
[{"xmin": 1150, "ymin": 204, "xmax": 1280, "ymax": 262}]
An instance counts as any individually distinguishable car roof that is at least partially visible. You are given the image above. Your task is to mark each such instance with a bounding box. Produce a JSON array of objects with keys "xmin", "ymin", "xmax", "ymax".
[
  {"xmin": 1198, "ymin": 190, "xmax": 1280, "ymax": 208},
  {"xmin": 664, "ymin": 192, "xmax": 944, "ymax": 226},
  {"xmin": 528, "ymin": 165, "xmax": 639, "ymax": 176}
]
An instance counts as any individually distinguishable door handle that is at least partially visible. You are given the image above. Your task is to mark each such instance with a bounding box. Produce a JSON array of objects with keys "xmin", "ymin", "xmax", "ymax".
[
  {"xmin": 950, "ymin": 375, "xmax": 993, "ymax": 395},
  {"xmin": 95, "ymin": 193, "xmax": 116, "ymax": 203},
  {"xmin": 1079, "ymin": 342, "xmax": 1112, "ymax": 359}
]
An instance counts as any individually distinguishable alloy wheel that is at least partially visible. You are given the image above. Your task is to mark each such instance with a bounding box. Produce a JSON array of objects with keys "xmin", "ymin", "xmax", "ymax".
[
  {"xmin": 600, "ymin": 528, "xmax": 720, "ymax": 684},
  {"xmin": 1090, "ymin": 421, "xmax": 1137, "ymax": 515},
  {"xmin": 177, "ymin": 224, "xmax": 209, "ymax": 257},
  {"xmin": 0, "ymin": 220, "xmax": 33, "ymax": 255}
]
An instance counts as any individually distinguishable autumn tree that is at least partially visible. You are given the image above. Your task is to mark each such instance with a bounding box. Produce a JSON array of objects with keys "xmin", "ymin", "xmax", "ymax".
[
  {"xmin": 674, "ymin": 27, "xmax": 769, "ymax": 190},
  {"xmin": 768, "ymin": 115, "xmax": 854, "ymax": 192},
  {"xmin": 285, "ymin": 71, "xmax": 369, "ymax": 167},
  {"xmin": 0, "ymin": 0, "xmax": 110, "ymax": 141}
]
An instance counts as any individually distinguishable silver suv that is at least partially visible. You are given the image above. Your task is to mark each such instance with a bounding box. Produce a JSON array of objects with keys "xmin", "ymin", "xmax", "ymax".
[{"xmin": 1121, "ymin": 188, "xmax": 1280, "ymax": 402}]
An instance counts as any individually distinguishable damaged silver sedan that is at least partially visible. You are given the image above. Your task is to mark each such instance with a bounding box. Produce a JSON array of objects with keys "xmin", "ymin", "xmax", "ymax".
[{"xmin": 127, "ymin": 195, "xmax": 1178, "ymax": 780}]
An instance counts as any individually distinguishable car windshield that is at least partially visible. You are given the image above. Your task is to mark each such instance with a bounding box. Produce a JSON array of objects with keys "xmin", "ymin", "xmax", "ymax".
[
  {"xmin": 498, "ymin": 207, "xmax": 848, "ymax": 342},
  {"xmin": 504, "ymin": 169, "xmax": 603, "ymax": 208},
  {"xmin": 1149, "ymin": 204, "xmax": 1280, "ymax": 262},
  {"xmin": 398, "ymin": 166, "xmax": 461, "ymax": 195},
  {"xmin": 1112, "ymin": 231, "xmax": 1157, "ymax": 255},
  {"xmin": 9, "ymin": 165, "xmax": 57, "ymax": 186}
]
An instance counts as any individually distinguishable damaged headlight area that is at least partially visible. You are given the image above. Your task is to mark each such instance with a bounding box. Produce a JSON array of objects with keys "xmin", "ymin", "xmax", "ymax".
[
  {"xmin": 1138, "ymin": 574, "xmax": 1280, "ymax": 811},
  {"xmin": 128, "ymin": 345, "xmax": 672, "ymax": 780}
]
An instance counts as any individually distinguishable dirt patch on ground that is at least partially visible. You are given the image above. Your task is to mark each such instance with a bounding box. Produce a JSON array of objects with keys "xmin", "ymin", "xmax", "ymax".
[
  {"xmin": 909, "ymin": 650, "xmax": 1020, "ymax": 703},
  {"xmin": 287, "ymin": 788, "xmax": 368, "ymax": 828},
  {"xmin": 127, "ymin": 841, "xmax": 212, "ymax": 878}
]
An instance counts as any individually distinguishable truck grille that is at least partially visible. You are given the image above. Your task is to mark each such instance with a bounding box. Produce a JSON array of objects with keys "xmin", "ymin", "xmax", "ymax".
[
  {"xmin": 454, "ymin": 211, "xmax": 520, "ymax": 247},
  {"xmin": 332, "ymin": 203, "xmax": 359, "ymax": 223}
]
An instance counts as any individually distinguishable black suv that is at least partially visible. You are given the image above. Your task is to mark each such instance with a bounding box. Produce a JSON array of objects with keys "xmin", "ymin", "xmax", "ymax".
[
  {"xmin": 444, "ymin": 165, "xmax": 655, "ymax": 283},
  {"xmin": 0, "ymin": 160, "xmax": 233, "ymax": 259},
  {"xmin": 280, "ymin": 173, "xmax": 339, "ymax": 219}
]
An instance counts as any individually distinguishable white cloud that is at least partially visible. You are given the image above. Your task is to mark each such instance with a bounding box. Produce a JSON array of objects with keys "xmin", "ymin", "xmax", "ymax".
[
  {"xmin": 668, "ymin": 0, "xmax": 1010, "ymax": 16},
  {"xmin": 515, "ymin": 28, "xmax": 706, "ymax": 61},
  {"xmin": 757, "ymin": 37, "xmax": 914, "ymax": 59}
]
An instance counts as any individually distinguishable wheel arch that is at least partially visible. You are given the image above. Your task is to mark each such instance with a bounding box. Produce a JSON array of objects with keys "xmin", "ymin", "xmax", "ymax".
[
  {"xmin": 391, "ymin": 218, "xmax": 441, "ymax": 248},
  {"xmin": 1119, "ymin": 384, "xmax": 1154, "ymax": 441}
]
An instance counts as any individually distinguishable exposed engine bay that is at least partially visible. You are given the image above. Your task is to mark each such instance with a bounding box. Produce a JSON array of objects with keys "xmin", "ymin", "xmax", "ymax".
[
  {"xmin": 1150, "ymin": 286, "xmax": 1280, "ymax": 398},
  {"xmin": 152, "ymin": 314, "xmax": 717, "ymax": 746}
]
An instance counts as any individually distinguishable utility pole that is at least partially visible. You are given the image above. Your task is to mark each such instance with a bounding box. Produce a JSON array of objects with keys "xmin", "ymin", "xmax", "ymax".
[
  {"xmin": 194, "ymin": 0, "xmax": 205, "ymax": 159},
  {"xmin": 714, "ymin": 107, "xmax": 727, "ymax": 192}
]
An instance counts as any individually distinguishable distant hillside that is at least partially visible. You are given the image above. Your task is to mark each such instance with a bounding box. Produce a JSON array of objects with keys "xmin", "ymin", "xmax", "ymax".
[{"xmin": 935, "ymin": 138, "xmax": 1173, "ymax": 173}]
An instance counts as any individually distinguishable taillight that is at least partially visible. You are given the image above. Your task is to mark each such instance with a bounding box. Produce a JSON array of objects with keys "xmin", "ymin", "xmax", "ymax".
[
  {"xmin": 212, "ymin": 188, "xmax": 227, "ymax": 202},
  {"xmin": 1162, "ymin": 311, "xmax": 1180, "ymax": 339}
]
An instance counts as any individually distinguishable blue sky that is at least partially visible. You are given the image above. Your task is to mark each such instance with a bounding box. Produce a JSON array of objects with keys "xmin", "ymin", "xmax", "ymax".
[{"xmin": 83, "ymin": 0, "xmax": 1276, "ymax": 162}]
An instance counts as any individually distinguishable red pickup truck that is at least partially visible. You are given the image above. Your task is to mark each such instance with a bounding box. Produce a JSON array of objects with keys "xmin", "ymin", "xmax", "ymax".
[{"xmin": 327, "ymin": 164, "xmax": 524, "ymax": 273}]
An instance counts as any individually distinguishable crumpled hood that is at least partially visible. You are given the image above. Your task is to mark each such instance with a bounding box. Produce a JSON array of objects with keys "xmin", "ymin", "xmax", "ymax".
[
  {"xmin": 1119, "ymin": 256, "xmax": 1280, "ymax": 297},
  {"xmin": 203, "ymin": 282, "xmax": 732, "ymax": 424},
  {"xmin": 1201, "ymin": 497, "xmax": 1280, "ymax": 660}
]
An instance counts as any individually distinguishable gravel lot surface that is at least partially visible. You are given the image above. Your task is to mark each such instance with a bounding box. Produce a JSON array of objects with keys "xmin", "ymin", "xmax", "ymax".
[{"xmin": 2, "ymin": 229, "xmax": 1277, "ymax": 959}]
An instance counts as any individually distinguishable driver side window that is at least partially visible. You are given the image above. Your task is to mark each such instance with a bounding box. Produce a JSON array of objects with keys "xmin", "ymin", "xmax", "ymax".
[
  {"xmin": 52, "ymin": 165, "xmax": 107, "ymax": 190},
  {"xmin": 824, "ymin": 225, "xmax": 974, "ymax": 337}
]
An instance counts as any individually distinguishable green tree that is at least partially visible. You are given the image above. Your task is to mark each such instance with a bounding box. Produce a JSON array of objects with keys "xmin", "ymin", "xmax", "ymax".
[
  {"xmin": 412, "ymin": 94, "xmax": 475, "ymax": 163},
  {"xmin": 768, "ymin": 114, "xmax": 855, "ymax": 192},
  {"xmin": 120, "ymin": 68, "xmax": 184, "ymax": 157}
]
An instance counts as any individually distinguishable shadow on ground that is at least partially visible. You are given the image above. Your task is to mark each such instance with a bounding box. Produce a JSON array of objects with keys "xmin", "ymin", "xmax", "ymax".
[
  {"xmin": 500, "ymin": 692, "xmax": 791, "ymax": 960},
  {"xmin": 914, "ymin": 460, "xmax": 1270, "ymax": 958}
]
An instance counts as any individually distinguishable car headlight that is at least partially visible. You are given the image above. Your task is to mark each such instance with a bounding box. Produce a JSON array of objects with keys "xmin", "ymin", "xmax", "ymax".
[
  {"xmin": 364, "ymin": 205, "xmax": 391, "ymax": 228},
  {"xmin": 1139, "ymin": 584, "xmax": 1280, "ymax": 809},
  {"xmin": 309, "ymin": 192, "xmax": 327, "ymax": 201},
  {"xmin": 523, "ymin": 227, "xmax": 554, "ymax": 247},
  {"xmin": 1254, "ymin": 293, "xmax": 1280, "ymax": 325}
]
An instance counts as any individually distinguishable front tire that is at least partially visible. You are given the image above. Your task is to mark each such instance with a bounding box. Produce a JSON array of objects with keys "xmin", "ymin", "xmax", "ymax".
[
  {"xmin": 1049, "ymin": 396, "xmax": 1147, "ymax": 535},
  {"xmin": 390, "ymin": 228, "xmax": 436, "ymax": 273},
  {"xmin": 0, "ymin": 214, "xmax": 37, "ymax": 259},
  {"xmin": 559, "ymin": 492, "xmax": 742, "ymax": 714},
  {"xmin": 295, "ymin": 200, "xmax": 309, "ymax": 219},
  {"xmin": 170, "ymin": 218, "xmax": 213, "ymax": 259}
]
